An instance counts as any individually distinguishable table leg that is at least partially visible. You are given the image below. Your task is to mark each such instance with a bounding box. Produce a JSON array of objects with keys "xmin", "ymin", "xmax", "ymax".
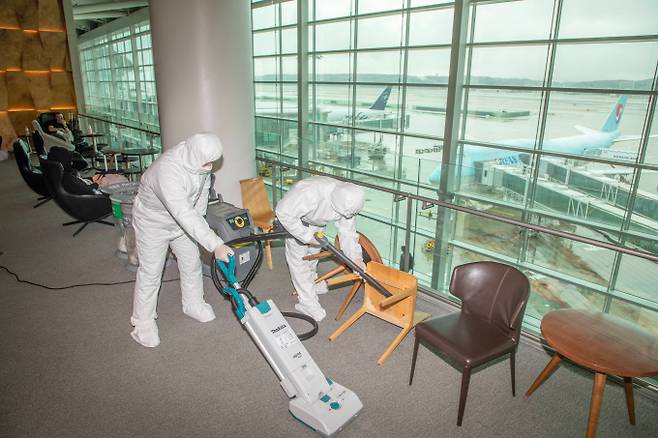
[
  {"xmin": 623, "ymin": 377, "xmax": 635, "ymax": 425},
  {"xmin": 586, "ymin": 372, "xmax": 607, "ymax": 438},
  {"xmin": 526, "ymin": 353, "xmax": 562, "ymax": 397}
]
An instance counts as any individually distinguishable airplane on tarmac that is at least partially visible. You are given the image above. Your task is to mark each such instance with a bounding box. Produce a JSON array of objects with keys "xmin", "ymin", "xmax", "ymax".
[
  {"xmin": 325, "ymin": 86, "xmax": 393, "ymax": 124},
  {"xmin": 428, "ymin": 95, "xmax": 638, "ymax": 185}
]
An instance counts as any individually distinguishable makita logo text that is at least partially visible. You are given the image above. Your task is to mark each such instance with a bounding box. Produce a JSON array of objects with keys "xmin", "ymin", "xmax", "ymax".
[{"xmin": 270, "ymin": 324, "xmax": 287, "ymax": 334}]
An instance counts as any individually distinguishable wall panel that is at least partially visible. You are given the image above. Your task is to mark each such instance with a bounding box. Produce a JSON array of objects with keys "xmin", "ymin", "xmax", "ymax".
[{"xmin": 0, "ymin": 0, "xmax": 76, "ymax": 150}]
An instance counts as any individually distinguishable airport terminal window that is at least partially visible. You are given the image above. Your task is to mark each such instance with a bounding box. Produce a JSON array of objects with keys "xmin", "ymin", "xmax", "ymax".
[
  {"xmin": 252, "ymin": 0, "xmax": 658, "ymax": 337},
  {"xmin": 79, "ymin": 20, "xmax": 160, "ymax": 150}
]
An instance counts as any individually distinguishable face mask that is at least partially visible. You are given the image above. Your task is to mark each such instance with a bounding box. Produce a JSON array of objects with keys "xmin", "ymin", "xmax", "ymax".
[{"xmin": 199, "ymin": 163, "xmax": 213, "ymax": 174}]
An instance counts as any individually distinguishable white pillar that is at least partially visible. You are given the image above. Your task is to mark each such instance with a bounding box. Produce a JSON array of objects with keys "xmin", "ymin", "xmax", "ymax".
[{"xmin": 150, "ymin": 0, "xmax": 255, "ymax": 206}]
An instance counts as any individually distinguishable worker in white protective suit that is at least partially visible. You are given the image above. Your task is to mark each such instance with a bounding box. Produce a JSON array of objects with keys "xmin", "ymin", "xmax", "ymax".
[
  {"xmin": 275, "ymin": 176, "xmax": 365, "ymax": 322},
  {"xmin": 130, "ymin": 132, "xmax": 234, "ymax": 348}
]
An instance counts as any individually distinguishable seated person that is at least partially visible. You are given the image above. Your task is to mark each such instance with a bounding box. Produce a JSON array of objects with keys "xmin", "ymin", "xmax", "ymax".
[
  {"xmin": 47, "ymin": 147, "xmax": 100, "ymax": 196},
  {"xmin": 46, "ymin": 113, "xmax": 74, "ymax": 143}
]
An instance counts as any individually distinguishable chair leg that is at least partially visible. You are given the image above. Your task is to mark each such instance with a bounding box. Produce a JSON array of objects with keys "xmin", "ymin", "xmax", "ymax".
[
  {"xmin": 265, "ymin": 239, "xmax": 273, "ymax": 270},
  {"xmin": 96, "ymin": 219, "xmax": 114, "ymax": 226},
  {"xmin": 457, "ymin": 367, "xmax": 472, "ymax": 427},
  {"xmin": 409, "ymin": 336, "xmax": 420, "ymax": 386},
  {"xmin": 63, "ymin": 220, "xmax": 84, "ymax": 226},
  {"xmin": 72, "ymin": 222, "xmax": 89, "ymax": 236},
  {"xmin": 33, "ymin": 197, "xmax": 51, "ymax": 208},
  {"xmin": 510, "ymin": 350, "xmax": 516, "ymax": 397},
  {"xmin": 328, "ymin": 307, "xmax": 366, "ymax": 342},
  {"xmin": 335, "ymin": 280, "xmax": 363, "ymax": 321}
]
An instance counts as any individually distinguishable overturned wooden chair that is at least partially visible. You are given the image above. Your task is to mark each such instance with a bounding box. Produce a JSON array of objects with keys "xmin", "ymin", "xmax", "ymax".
[
  {"xmin": 303, "ymin": 232, "xmax": 382, "ymax": 320},
  {"xmin": 328, "ymin": 261, "xmax": 430, "ymax": 365},
  {"xmin": 240, "ymin": 176, "xmax": 275, "ymax": 270}
]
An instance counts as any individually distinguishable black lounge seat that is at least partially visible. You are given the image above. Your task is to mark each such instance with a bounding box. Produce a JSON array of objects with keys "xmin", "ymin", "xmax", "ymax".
[
  {"xmin": 39, "ymin": 157, "xmax": 113, "ymax": 236},
  {"xmin": 13, "ymin": 139, "xmax": 51, "ymax": 208}
]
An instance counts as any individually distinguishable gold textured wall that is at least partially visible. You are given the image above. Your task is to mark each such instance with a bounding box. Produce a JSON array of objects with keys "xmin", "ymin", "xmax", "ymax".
[{"xmin": 0, "ymin": 0, "xmax": 76, "ymax": 150}]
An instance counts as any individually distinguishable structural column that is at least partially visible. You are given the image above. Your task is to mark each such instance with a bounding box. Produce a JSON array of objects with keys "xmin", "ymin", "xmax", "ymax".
[{"xmin": 150, "ymin": 0, "xmax": 255, "ymax": 205}]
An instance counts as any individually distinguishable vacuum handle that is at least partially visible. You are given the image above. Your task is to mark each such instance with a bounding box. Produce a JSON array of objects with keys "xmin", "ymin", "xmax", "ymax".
[{"xmin": 313, "ymin": 232, "xmax": 392, "ymax": 298}]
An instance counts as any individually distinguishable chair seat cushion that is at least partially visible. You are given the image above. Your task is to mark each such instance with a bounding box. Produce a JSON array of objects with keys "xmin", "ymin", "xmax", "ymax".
[{"xmin": 416, "ymin": 312, "xmax": 516, "ymax": 367}]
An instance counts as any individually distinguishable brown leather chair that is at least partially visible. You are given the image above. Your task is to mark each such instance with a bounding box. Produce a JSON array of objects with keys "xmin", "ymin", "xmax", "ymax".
[{"xmin": 409, "ymin": 261, "xmax": 530, "ymax": 426}]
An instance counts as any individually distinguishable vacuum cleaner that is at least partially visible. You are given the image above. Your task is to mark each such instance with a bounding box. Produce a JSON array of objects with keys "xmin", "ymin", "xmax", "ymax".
[{"xmin": 208, "ymin": 202, "xmax": 363, "ymax": 436}]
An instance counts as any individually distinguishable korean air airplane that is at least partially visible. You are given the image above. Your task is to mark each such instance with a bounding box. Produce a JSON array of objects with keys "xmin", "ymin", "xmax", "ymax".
[
  {"xmin": 325, "ymin": 86, "xmax": 393, "ymax": 123},
  {"xmin": 429, "ymin": 95, "xmax": 630, "ymax": 185}
]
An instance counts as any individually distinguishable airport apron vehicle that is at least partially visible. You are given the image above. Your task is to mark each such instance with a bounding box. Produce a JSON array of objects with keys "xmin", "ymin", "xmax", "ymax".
[{"xmin": 208, "ymin": 201, "xmax": 397, "ymax": 436}]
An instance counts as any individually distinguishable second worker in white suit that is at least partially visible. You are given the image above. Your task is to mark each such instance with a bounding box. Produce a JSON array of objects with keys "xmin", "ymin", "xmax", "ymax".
[
  {"xmin": 130, "ymin": 132, "xmax": 234, "ymax": 348},
  {"xmin": 276, "ymin": 176, "xmax": 365, "ymax": 322}
]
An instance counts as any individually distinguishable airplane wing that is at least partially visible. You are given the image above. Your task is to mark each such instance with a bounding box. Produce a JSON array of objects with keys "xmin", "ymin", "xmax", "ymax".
[
  {"xmin": 574, "ymin": 125, "xmax": 598, "ymax": 135},
  {"xmin": 613, "ymin": 134, "xmax": 658, "ymax": 143}
]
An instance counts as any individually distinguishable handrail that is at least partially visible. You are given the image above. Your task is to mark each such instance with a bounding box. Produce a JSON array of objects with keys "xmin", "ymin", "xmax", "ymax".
[
  {"xmin": 77, "ymin": 113, "xmax": 161, "ymax": 137},
  {"xmin": 258, "ymin": 156, "xmax": 658, "ymax": 263}
]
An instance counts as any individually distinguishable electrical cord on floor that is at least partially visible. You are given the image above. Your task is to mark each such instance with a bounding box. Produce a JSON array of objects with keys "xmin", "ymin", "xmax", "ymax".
[{"xmin": 0, "ymin": 264, "xmax": 180, "ymax": 291}]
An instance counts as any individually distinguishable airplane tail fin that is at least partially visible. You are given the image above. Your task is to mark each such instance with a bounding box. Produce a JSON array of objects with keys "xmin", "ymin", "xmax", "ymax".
[
  {"xmin": 601, "ymin": 95, "xmax": 628, "ymax": 133},
  {"xmin": 369, "ymin": 86, "xmax": 392, "ymax": 111}
]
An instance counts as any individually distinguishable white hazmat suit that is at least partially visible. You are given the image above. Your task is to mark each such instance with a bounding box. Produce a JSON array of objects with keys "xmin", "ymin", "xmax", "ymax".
[
  {"xmin": 130, "ymin": 133, "xmax": 231, "ymax": 348},
  {"xmin": 275, "ymin": 176, "xmax": 365, "ymax": 322}
]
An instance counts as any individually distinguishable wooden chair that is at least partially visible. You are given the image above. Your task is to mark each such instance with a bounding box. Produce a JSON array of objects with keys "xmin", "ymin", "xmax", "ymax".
[
  {"xmin": 328, "ymin": 261, "xmax": 430, "ymax": 365},
  {"xmin": 304, "ymin": 232, "xmax": 382, "ymax": 320},
  {"xmin": 240, "ymin": 176, "xmax": 275, "ymax": 270}
]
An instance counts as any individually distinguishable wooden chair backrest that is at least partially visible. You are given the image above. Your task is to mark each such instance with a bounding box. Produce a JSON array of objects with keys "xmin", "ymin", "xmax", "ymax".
[
  {"xmin": 239, "ymin": 176, "xmax": 274, "ymax": 227},
  {"xmin": 364, "ymin": 262, "xmax": 417, "ymax": 325},
  {"xmin": 335, "ymin": 232, "xmax": 383, "ymax": 264}
]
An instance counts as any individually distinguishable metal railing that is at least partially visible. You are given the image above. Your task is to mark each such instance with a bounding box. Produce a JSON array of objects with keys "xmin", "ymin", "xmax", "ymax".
[
  {"xmin": 76, "ymin": 113, "xmax": 161, "ymax": 152},
  {"xmin": 258, "ymin": 156, "xmax": 658, "ymax": 263}
]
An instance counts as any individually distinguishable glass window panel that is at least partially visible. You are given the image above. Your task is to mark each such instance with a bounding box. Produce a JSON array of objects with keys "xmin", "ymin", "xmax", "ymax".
[
  {"xmin": 282, "ymin": 83, "xmax": 298, "ymax": 120},
  {"xmin": 405, "ymin": 86, "xmax": 447, "ymax": 137},
  {"xmin": 408, "ymin": 9, "xmax": 452, "ymax": 46},
  {"xmin": 309, "ymin": 124, "xmax": 356, "ymax": 168},
  {"xmin": 407, "ymin": 48, "xmax": 450, "ymax": 84},
  {"xmin": 552, "ymin": 42, "xmax": 658, "ymax": 90},
  {"xmin": 311, "ymin": 83, "xmax": 353, "ymax": 124},
  {"xmin": 559, "ymin": 0, "xmax": 658, "ymax": 39},
  {"xmin": 608, "ymin": 299, "xmax": 658, "ymax": 334},
  {"xmin": 254, "ymin": 82, "xmax": 281, "ymax": 116},
  {"xmin": 252, "ymin": 4, "xmax": 276, "ymax": 30},
  {"xmin": 281, "ymin": 27, "xmax": 297, "ymax": 54},
  {"xmin": 357, "ymin": 14, "xmax": 404, "ymax": 49},
  {"xmin": 254, "ymin": 57, "xmax": 278, "ymax": 80},
  {"xmin": 281, "ymin": 120, "xmax": 299, "ymax": 157},
  {"xmin": 255, "ymin": 117, "xmax": 282, "ymax": 153},
  {"xmin": 616, "ymin": 253, "xmax": 658, "ymax": 303},
  {"xmin": 472, "ymin": 0, "xmax": 553, "ymax": 43},
  {"xmin": 313, "ymin": 21, "xmax": 353, "ymax": 52},
  {"xmin": 410, "ymin": 0, "xmax": 453, "ymax": 6},
  {"xmin": 314, "ymin": 0, "xmax": 352, "ymax": 20},
  {"xmin": 313, "ymin": 52, "xmax": 352, "ymax": 82},
  {"xmin": 462, "ymin": 89, "xmax": 542, "ymax": 143},
  {"xmin": 352, "ymin": 130, "xmax": 399, "ymax": 180},
  {"xmin": 281, "ymin": 1, "xmax": 297, "ymax": 26},
  {"xmin": 355, "ymin": 50, "xmax": 402, "ymax": 82},
  {"xmin": 401, "ymin": 136, "xmax": 443, "ymax": 186},
  {"xmin": 629, "ymin": 171, "xmax": 658, "ymax": 237},
  {"xmin": 543, "ymin": 93, "xmax": 648, "ymax": 162},
  {"xmin": 253, "ymin": 30, "xmax": 278, "ymax": 56},
  {"xmin": 450, "ymin": 143, "xmax": 534, "ymax": 203},
  {"xmin": 453, "ymin": 209, "xmax": 522, "ymax": 259},
  {"xmin": 469, "ymin": 45, "xmax": 548, "ymax": 86},
  {"xmin": 354, "ymin": 85, "xmax": 401, "ymax": 131},
  {"xmin": 282, "ymin": 56, "xmax": 297, "ymax": 81},
  {"xmin": 524, "ymin": 271, "xmax": 605, "ymax": 323},
  {"xmin": 358, "ymin": 0, "xmax": 404, "ymax": 15}
]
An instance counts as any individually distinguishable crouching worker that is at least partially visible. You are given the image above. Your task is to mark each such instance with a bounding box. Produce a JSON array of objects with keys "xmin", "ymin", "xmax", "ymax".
[
  {"xmin": 130, "ymin": 132, "xmax": 234, "ymax": 348},
  {"xmin": 275, "ymin": 176, "xmax": 365, "ymax": 322}
]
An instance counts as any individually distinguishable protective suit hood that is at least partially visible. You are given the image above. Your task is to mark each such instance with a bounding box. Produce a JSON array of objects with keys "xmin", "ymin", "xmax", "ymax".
[
  {"xmin": 181, "ymin": 133, "xmax": 223, "ymax": 174},
  {"xmin": 330, "ymin": 182, "xmax": 365, "ymax": 218}
]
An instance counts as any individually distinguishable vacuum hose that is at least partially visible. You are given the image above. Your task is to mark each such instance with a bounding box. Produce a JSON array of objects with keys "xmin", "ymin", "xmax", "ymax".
[{"xmin": 211, "ymin": 229, "xmax": 319, "ymax": 340}]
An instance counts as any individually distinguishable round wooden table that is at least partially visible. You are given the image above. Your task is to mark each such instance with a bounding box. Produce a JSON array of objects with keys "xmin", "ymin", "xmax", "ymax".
[{"xmin": 525, "ymin": 309, "xmax": 658, "ymax": 438}]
